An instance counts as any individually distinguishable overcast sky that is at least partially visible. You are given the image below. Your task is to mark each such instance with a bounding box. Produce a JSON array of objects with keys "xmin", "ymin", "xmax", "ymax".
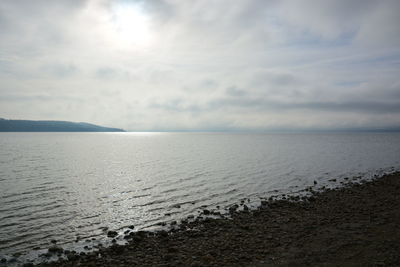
[{"xmin": 1, "ymin": 0, "xmax": 399, "ymax": 131}]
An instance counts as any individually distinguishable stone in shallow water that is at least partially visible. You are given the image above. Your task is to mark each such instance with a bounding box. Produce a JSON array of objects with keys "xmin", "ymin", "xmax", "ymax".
[
  {"xmin": 48, "ymin": 245, "xmax": 63, "ymax": 254},
  {"xmin": 107, "ymin": 230, "xmax": 118, "ymax": 238}
]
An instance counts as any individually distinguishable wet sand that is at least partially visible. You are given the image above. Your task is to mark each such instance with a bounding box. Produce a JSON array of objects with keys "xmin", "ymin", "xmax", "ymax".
[{"xmin": 32, "ymin": 172, "xmax": 400, "ymax": 266}]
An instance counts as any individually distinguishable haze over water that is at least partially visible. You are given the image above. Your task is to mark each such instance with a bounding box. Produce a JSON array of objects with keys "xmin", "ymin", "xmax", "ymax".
[{"xmin": 1, "ymin": 132, "xmax": 400, "ymax": 262}]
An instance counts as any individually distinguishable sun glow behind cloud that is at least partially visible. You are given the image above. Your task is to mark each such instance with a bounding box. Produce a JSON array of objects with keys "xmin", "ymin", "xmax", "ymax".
[{"xmin": 109, "ymin": 2, "xmax": 153, "ymax": 48}]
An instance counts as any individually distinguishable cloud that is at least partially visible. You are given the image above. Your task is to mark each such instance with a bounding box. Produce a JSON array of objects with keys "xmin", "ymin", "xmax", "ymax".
[{"xmin": 0, "ymin": 0, "xmax": 399, "ymax": 131}]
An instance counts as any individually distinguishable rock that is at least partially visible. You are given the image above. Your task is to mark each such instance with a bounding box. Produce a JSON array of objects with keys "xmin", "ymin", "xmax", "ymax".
[
  {"xmin": 67, "ymin": 253, "xmax": 78, "ymax": 261},
  {"xmin": 329, "ymin": 179, "xmax": 337, "ymax": 182},
  {"xmin": 111, "ymin": 244, "xmax": 125, "ymax": 255},
  {"xmin": 314, "ymin": 180, "xmax": 317, "ymax": 185},
  {"xmin": 12, "ymin": 252, "xmax": 21, "ymax": 257},
  {"xmin": 203, "ymin": 209, "xmax": 211, "ymax": 215},
  {"xmin": 243, "ymin": 205, "xmax": 249, "ymax": 211},
  {"xmin": 229, "ymin": 204, "xmax": 239, "ymax": 213},
  {"xmin": 8, "ymin": 258, "xmax": 17, "ymax": 263},
  {"xmin": 48, "ymin": 245, "xmax": 63, "ymax": 254},
  {"xmin": 128, "ymin": 225, "xmax": 135, "ymax": 229},
  {"xmin": 22, "ymin": 263, "xmax": 34, "ymax": 267},
  {"xmin": 111, "ymin": 239, "xmax": 117, "ymax": 243},
  {"xmin": 170, "ymin": 220, "xmax": 177, "ymax": 225},
  {"xmin": 190, "ymin": 261, "xmax": 201, "ymax": 267},
  {"xmin": 158, "ymin": 230, "xmax": 168, "ymax": 237},
  {"xmin": 51, "ymin": 239, "xmax": 57, "ymax": 244},
  {"xmin": 107, "ymin": 230, "xmax": 118, "ymax": 238},
  {"xmin": 168, "ymin": 246, "xmax": 179, "ymax": 253},
  {"xmin": 41, "ymin": 253, "xmax": 51, "ymax": 258},
  {"xmin": 1, "ymin": 258, "xmax": 6, "ymax": 263}
]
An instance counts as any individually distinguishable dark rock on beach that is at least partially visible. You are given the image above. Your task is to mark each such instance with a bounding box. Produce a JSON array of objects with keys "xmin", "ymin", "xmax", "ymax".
[
  {"xmin": 37, "ymin": 172, "xmax": 400, "ymax": 266},
  {"xmin": 48, "ymin": 245, "xmax": 63, "ymax": 254},
  {"xmin": 107, "ymin": 230, "xmax": 118, "ymax": 238}
]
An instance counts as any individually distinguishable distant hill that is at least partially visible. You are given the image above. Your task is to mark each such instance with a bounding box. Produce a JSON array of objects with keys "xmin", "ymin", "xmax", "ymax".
[{"xmin": 0, "ymin": 118, "xmax": 125, "ymax": 132}]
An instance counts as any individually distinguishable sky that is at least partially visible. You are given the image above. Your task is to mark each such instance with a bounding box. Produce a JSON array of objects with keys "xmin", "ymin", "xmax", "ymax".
[{"xmin": 0, "ymin": 0, "xmax": 399, "ymax": 131}]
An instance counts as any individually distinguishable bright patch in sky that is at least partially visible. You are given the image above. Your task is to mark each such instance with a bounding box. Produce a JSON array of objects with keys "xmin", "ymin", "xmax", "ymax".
[{"xmin": 111, "ymin": 3, "xmax": 152, "ymax": 47}]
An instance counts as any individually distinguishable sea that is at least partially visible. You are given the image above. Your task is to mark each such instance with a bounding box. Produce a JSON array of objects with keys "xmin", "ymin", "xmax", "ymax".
[{"xmin": 1, "ymin": 132, "xmax": 400, "ymax": 264}]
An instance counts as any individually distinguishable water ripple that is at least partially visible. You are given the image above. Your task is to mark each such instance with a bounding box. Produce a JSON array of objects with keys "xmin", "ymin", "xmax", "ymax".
[{"xmin": 0, "ymin": 132, "xmax": 400, "ymax": 261}]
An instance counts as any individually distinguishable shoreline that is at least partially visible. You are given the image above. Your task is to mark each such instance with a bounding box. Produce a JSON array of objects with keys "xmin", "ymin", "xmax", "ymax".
[{"xmin": 16, "ymin": 171, "xmax": 400, "ymax": 266}]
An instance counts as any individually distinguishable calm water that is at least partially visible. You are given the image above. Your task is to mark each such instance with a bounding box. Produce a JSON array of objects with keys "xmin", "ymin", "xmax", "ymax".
[{"xmin": 1, "ymin": 132, "xmax": 400, "ymax": 262}]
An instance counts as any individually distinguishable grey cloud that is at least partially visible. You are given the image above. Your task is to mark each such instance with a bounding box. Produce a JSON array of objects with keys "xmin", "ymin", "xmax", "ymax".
[
  {"xmin": 226, "ymin": 86, "xmax": 246, "ymax": 97},
  {"xmin": 40, "ymin": 63, "xmax": 78, "ymax": 78},
  {"xmin": 208, "ymin": 97, "xmax": 400, "ymax": 114},
  {"xmin": 95, "ymin": 67, "xmax": 117, "ymax": 79},
  {"xmin": 1, "ymin": 0, "xmax": 400, "ymax": 131},
  {"xmin": 0, "ymin": 93, "xmax": 84, "ymax": 103},
  {"xmin": 150, "ymin": 94, "xmax": 400, "ymax": 115},
  {"xmin": 148, "ymin": 98, "xmax": 202, "ymax": 113}
]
